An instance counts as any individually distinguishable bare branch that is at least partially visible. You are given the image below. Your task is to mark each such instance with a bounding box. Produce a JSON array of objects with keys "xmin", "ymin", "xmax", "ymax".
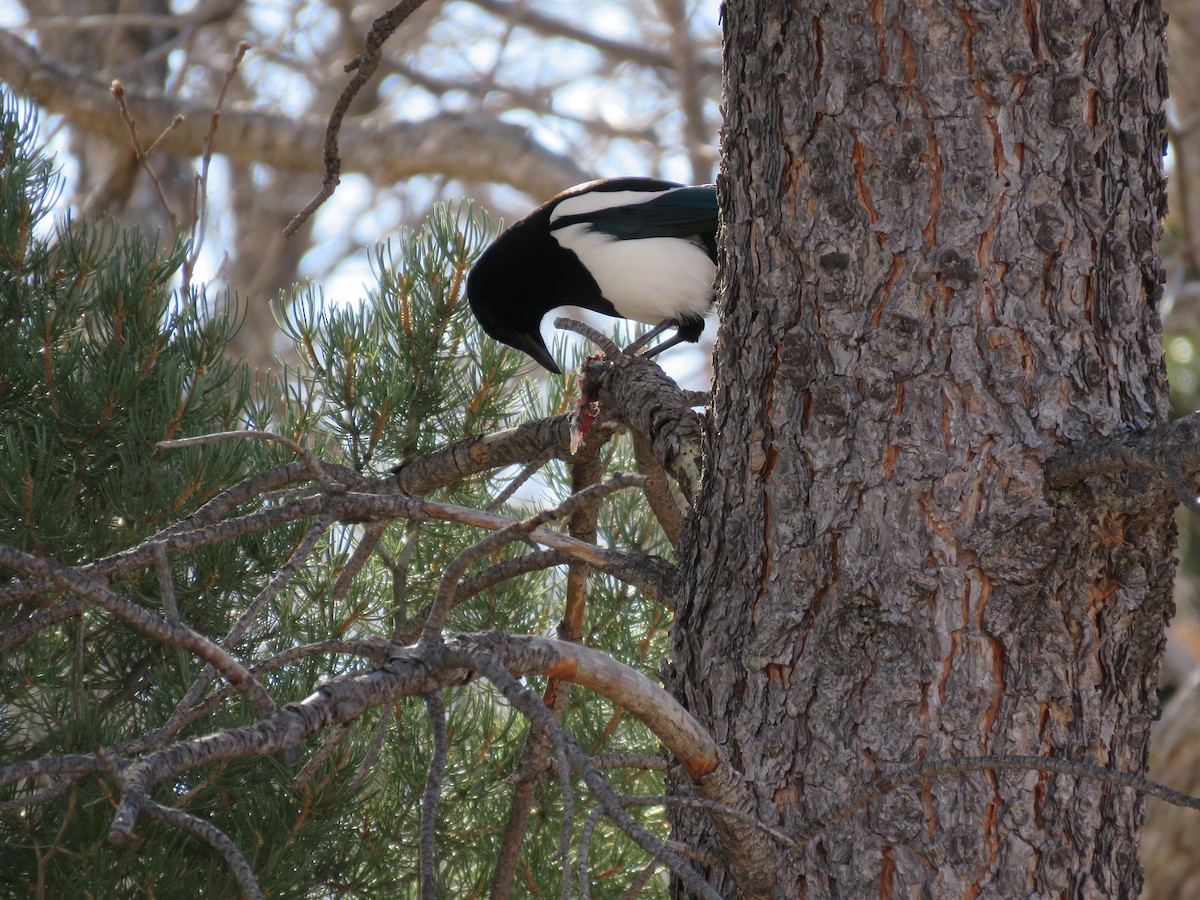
[
  {"xmin": 420, "ymin": 692, "xmax": 447, "ymax": 899},
  {"xmin": 1045, "ymin": 412, "xmax": 1200, "ymax": 511},
  {"xmin": 397, "ymin": 550, "xmax": 571, "ymax": 645},
  {"xmin": 631, "ymin": 428, "xmax": 683, "ymax": 546},
  {"xmin": 139, "ymin": 801, "xmax": 264, "ymax": 900},
  {"xmin": 0, "ymin": 30, "xmax": 588, "ymax": 201},
  {"xmin": 110, "ymin": 79, "xmax": 178, "ymax": 231},
  {"xmin": 421, "ymin": 474, "xmax": 648, "ymax": 642},
  {"xmin": 0, "ymin": 547, "xmax": 277, "ymax": 717},
  {"xmin": 0, "ymin": 777, "xmax": 75, "ymax": 812},
  {"xmin": 293, "ymin": 723, "xmax": 352, "ymax": 790},
  {"xmin": 151, "ymin": 541, "xmax": 178, "ymax": 624},
  {"xmin": 487, "ymin": 456, "xmax": 550, "ymax": 512},
  {"xmin": 185, "ymin": 40, "xmax": 251, "ymax": 292},
  {"xmin": 0, "ymin": 755, "xmax": 111, "ymax": 792},
  {"xmin": 493, "ymin": 435, "xmax": 609, "ymax": 900},
  {"xmin": 161, "ymin": 510, "xmax": 338, "ymax": 734},
  {"xmin": 464, "ymin": 0, "xmax": 720, "ymax": 76},
  {"xmin": 592, "ymin": 754, "xmax": 669, "ymax": 772},
  {"xmin": 158, "ymin": 429, "xmax": 332, "ymax": 486},
  {"xmin": 439, "ymin": 644, "xmax": 723, "ymax": 900},
  {"xmin": 286, "ymin": 0, "xmax": 432, "ymax": 235}
]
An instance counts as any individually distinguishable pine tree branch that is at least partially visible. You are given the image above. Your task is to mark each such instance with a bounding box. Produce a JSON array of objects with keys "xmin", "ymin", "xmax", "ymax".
[
  {"xmin": 631, "ymin": 428, "xmax": 684, "ymax": 546},
  {"xmin": 396, "ymin": 550, "xmax": 572, "ymax": 645},
  {"xmin": 438, "ymin": 644, "xmax": 723, "ymax": 900},
  {"xmin": 0, "ymin": 547, "xmax": 277, "ymax": 717},
  {"xmin": 422, "ymin": 474, "xmax": 646, "ymax": 642},
  {"xmin": 138, "ymin": 801, "xmax": 263, "ymax": 900},
  {"xmin": 795, "ymin": 754, "xmax": 1200, "ymax": 848},
  {"xmin": 1045, "ymin": 411, "xmax": 1200, "ymax": 511},
  {"xmin": 420, "ymin": 691, "xmax": 447, "ymax": 899}
]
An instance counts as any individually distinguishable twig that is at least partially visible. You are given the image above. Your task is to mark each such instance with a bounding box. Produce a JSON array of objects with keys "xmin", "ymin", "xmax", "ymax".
[
  {"xmin": 152, "ymin": 541, "xmax": 178, "ymax": 624},
  {"xmin": 556, "ymin": 740, "xmax": 575, "ymax": 900},
  {"xmin": 592, "ymin": 754, "xmax": 669, "ymax": 772},
  {"xmin": 0, "ymin": 777, "xmax": 76, "ymax": 812},
  {"xmin": 139, "ymin": 801, "xmax": 264, "ymax": 900},
  {"xmin": 553, "ymin": 316, "xmax": 622, "ymax": 358},
  {"xmin": 487, "ymin": 457, "xmax": 550, "ymax": 512},
  {"xmin": 348, "ymin": 705, "xmax": 393, "ymax": 794},
  {"xmin": 158, "ymin": 429, "xmax": 331, "ymax": 487},
  {"xmin": 420, "ymin": 692, "xmax": 447, "ymax": 899},
  {"xmin": 110, "ymin": 80, "xmax": 178, "ymax": 231},
  {"xmin": 420, "ymin": 474, "xmax": 648, "ymax": 643},
  {"xmin": 0, "ymin": 492, "xmax": 329, "ymax": 618},
  {"xmin": 144, "ymin": 114, "xmax": 186, "ymax": 157},
  {"xmin": 293, "ymin": 723, "xmax": 351, "ymax": 789},
  {"xmin": 328, "ymin": 521, "xmax": 389, "ymax": 610},
  {"xmin": 0, "ymin": 547, "xmax": 277, "ymax": 717},
  {"xmin": 161, "ymin": 511, "xmax": 337, "ymax": 736},
  {"xmin": 620, "ymin": 860, "xmax": 661, "ymax": 899},
  {"xmin": 184, "ymin": 40, "xmax": 250, "ymax": 294},
  {"xmin": 439, "ymin": 645, "xmax": 722, "ymax": 900},
  {"xmin": 119, "ymin": 639, "xmax": 387, "ymax": 757},
  {"xmin": 285, "ymin": 0, "xmax": 431, "ymax": 236}
]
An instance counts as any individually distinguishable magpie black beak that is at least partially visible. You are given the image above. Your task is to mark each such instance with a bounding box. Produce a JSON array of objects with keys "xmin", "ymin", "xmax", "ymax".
[{"xmin": 512, "ymin": 330, "xmax": 561, "ymax": 374}]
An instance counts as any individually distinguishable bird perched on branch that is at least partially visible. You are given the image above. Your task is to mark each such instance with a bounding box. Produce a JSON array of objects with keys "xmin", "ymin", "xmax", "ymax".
[{"xmin": 466, "ymin": 177, "xmax": 718, "ymax": 374}]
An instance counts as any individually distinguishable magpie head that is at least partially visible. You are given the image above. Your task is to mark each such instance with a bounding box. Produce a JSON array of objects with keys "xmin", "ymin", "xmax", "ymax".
[{"xmin": 466, "ymin": 256, "xmax": 562, "ymax": 374}]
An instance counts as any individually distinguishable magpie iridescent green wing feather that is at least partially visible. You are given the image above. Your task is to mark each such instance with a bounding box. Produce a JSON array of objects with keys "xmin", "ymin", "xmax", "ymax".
[{"xmin": 552, "ymin": 185, "xmax": 718, "ymax": 249}]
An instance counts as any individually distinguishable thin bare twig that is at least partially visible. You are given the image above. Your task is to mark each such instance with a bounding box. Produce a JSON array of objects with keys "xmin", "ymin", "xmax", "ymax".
[
  {"xmin": 556, "ymin": 740, "xmax": 575, "ymax": 900},
  {"xmin": 0, "ymin": 777, "xmax": 76, "ymax": 812},
  {"xmin": 348, "ymin": 705, "xmax": 393, "ymax": 794},
  {"xmin": 158, "ymin": 428, "xmax": 330, "ymax": 487},
  {"xmin": 293, "ymin": 723, "xmax": 352, "ymax": 789},
  {"xmin": 592, "ymin": 754, "xmax": 669, "ymax": 772},
  {"xmin": 420, "ymin": 692, "xmax": 448, "ymax": 899},
  {"xmin": 152, "ymin": 542, "xmax": 178, "ymax": 624},
  {"xmin": 110, "ymin": 80, "xmax": 178, "ymax": 231},
  {"xmin": 285, "ymin": 0, "xmax": 431, "ymax": 236},
  {"xmin": 140, "ymin": 801, "xmax": 264, "ymax": 900},
  {"xmin": 0, "ymin": 547, "xmax": 277, "ymax": 717},
  {"xmin": 487, "ymin": 457, "xmax": 550, "ymax": 512},
  {"xmin": 184, "ymin": 40, "xmax": 250, "ymax": 294},
  {"xmin": 420, "ymin": 474, "xmax": 647, "ymax": 643},
  {"xmin": 620, "ymin": 860, "xmax": 661, "ymax": 899}
]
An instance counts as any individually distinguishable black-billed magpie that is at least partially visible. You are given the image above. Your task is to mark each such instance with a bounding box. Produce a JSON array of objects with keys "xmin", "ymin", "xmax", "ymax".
[{"xmin": 467, "ymin": 177, "xmax": 718, "ymax": 374}]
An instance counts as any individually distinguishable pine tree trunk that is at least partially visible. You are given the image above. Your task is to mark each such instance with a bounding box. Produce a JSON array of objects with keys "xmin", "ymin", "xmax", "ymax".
[{"xmin": 673, "ymin": 2, "xmax": 1176, "ymax": 896}]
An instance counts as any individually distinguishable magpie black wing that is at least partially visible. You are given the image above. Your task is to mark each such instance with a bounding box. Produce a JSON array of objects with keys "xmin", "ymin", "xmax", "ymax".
[{"xmin": 559, "ymin": 185, "xmax": 718, "ymax": 241}]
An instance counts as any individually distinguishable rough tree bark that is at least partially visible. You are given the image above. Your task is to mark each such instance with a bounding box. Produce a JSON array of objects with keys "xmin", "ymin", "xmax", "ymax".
[{"xmin": 673, "ymin": 2, "xmax": 1175, "ymax": 896}]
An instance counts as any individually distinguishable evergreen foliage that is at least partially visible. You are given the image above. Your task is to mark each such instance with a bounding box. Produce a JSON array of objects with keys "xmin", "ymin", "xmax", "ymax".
[{"xmin": 1, "ymin": 93, "xmax": 672, "ymax": 897}]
